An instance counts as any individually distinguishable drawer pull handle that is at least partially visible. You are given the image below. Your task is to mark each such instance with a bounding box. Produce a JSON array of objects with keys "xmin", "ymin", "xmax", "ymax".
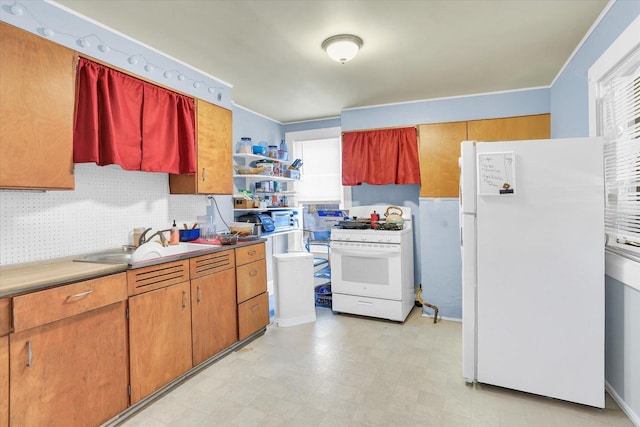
[
  {"xmin": 27, "ymin": 341, "xmax": 32, "ymax": 367},
  {"xmin": 182, "ymin": 291, "xmax": 188, "ymax": 308},
  {"xmin": 67, "ymin": 289, "xmax": 93, "ymax": 299},
  {"xmin": 247, "ymin": 249, "xmax": 256, "ymax": 256},
  {"xmin": 251, "ymin": 303, "xmax": 260, "ymax": 312},
  {"xmin": 197, "ymin": 286, "xmax": 202, "ymax": 303},
  {"xmin": 202, "ymin": 168, "xmax": 206, "ymax": 181},
  {"xmin": 249, "ymin": 269, "xmax": 258, "ymax": 277}
]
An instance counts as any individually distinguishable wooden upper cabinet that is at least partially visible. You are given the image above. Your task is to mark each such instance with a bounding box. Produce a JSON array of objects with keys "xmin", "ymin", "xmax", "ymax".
[
  {"xmin": 418, "ymin": 121, "xmax": 468, "ymax": 198},
  {"xmin": 467, "ymin": 114, "xmax": 550, "ymax": 141},
  {"xmin": 417, "ymin": 114, "xmax": 551, "ymax": 197},
  {"xmin": 170, "ymin": 99, "xmax": 233, "ymax": 194},
  {"xmin": 0, "ymin": 22, "xmax": 76, "ymax": 190}
]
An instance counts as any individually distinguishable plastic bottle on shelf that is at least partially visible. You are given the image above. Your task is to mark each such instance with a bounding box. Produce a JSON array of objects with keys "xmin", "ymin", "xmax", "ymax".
[
  {"xmin": 237, "ymin": 137, "xmax": 252, "ymax": 154},
  {"xmin": 278, "ymin": 139, "xmax": 288, "ymax": 161},
  {"xmin": 267, "ymin": 145, "xmax": 278, "ymax": 158}
]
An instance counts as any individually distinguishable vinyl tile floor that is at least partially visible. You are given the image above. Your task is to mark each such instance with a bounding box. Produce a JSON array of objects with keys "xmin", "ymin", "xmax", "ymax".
[{"xmin": 117, "ymin": 307, "xmax": 633, "ymax": 427}]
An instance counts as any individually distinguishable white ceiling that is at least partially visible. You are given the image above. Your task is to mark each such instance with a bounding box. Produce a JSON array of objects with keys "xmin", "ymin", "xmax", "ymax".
[{"xmin": 56, "ymin": 0, "xmax": 608, "ymax": 124}]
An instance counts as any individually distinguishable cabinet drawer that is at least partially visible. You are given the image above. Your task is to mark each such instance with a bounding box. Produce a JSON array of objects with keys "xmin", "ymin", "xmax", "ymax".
[
  {"xmin": 235, "ymin": 243, "xmax": 265, "ymax": 266},
  {"xmin": 12, "ymin": 273, "xmax": 127, "ymax": 332},
  {"xmin": 190, "ymin": 249, "xmax": 235, "ymax": 279},
  {"xmin": 127, "ymin": 260, "xmax": 189, "ymax": 295},
  {"xmin": 236, "ymin": 259, "xmax": 266, "ymax": 303},
  {"xmin": 238, "ymin": 292, "xmax": 269, "ymax": 340},
  {"xmin": 0, "ymin": 299, "xmax": 9, "ymax": 336}
]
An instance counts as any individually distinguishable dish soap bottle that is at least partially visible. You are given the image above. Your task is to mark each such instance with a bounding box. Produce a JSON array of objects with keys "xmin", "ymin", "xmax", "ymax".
[{"xmin": 170, "ymin": 220, "xmax": 179, "ymax": 245}]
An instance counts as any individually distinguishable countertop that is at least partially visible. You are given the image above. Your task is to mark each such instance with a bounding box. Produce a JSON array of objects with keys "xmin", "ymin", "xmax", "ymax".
[
  {"xmin": 0, "ymin": 259, "xmax": 127, "ymax": 297},
  {"xmin": 0, "ymin": 239, "xmax": 266, "ymax": 298}
]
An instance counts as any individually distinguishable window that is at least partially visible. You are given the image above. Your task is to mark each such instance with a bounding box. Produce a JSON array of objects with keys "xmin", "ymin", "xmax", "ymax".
[
  {"xmin": 285, "ymin": 127, "xmax": 350, "ymax": 207},
  {"xmin": 589, "ymin": 15, "xmax": 640, "ymax": 258}
]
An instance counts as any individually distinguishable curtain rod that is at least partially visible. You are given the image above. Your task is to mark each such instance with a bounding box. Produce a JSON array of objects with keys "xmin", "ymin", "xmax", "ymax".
[{"xmin": 342, "ymin": 125, "xmax": 417, "ymax": 134}]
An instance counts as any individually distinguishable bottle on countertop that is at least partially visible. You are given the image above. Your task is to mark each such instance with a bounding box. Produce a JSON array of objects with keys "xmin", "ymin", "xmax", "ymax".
[{"xmin": 170, "ymin": 220, "xmax": 179, "ymax": 245}]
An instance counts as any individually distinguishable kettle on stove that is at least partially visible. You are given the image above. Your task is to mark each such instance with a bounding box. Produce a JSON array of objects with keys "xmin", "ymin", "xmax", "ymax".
[{"xmin": 384, "ymin": 206, "xmax": 404, "ymax": 226}]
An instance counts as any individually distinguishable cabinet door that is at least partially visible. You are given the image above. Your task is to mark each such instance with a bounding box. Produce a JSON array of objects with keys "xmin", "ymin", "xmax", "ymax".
[
  {"xmin": 169, "ymin": 99, "xmax": 232, "ymax": 194},
  {"xmin": 0, "ymin": 298, "xmax": 9, "ymax": 337},
  {"xmin": 0, "ymin": 22, "xmax": 76, "ymax": 190},
  {"xmin": 9, "ymin": 302, "xmax": 129, "ymax": 427},
  {"xmin": 418, "ymin": 121, "xmax": 468, "ymax": 197},
  {"xmin": 235, "ymin": 242, "xmax": 266, "ymax": 266},
  {"xmin": 129, "ymin": 281, "xmax": 193, "ymax": 403},
  {"xmin": 0, "ymin": 336, "xmax": 7, "ymax": 427},
  {"xmin": 191, "ymin": 268, "xmax": 237, "ymax": 365},
  {"xmin": 467, "ymin": 114, "xmax": 550, "ymax": 141},
  {"xmin": 236, "ymin": 259, "xmax": 267, "ymax": 303},
  {"xmin": 238, "ymin": 292, "xmax": 270, "ymax": 340}
]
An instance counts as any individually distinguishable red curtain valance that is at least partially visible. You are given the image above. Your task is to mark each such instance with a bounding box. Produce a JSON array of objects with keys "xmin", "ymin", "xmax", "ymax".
[
  {"xmin": 342, "ymin": 127, "xmax": 420, "ymax": 186},
  {"xmin": 73, "ymin": 58, "xmax": 196, "ymax": 174}
]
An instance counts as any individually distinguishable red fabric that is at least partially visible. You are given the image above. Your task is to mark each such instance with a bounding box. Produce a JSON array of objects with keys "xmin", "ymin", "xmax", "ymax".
[
  {"xmin": 141, "ymin": 84, "xmax": 196, "ymax": 174},
  {"xmin": 74, "ymin": 58, "xmax": 196, "ymax": 174},
  {"xmin": 342, "ymin": 127, "xmax": 420, "ymax": 185},
  {"xmin": 74, "ymin": 58, "xmax": 143, "ymax": 170}
]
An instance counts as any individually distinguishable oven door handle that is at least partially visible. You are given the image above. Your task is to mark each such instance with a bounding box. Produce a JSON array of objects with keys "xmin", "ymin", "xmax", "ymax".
[{"xmin": 331, "ymin": 247, "xmax": 399, "ymax": 258}]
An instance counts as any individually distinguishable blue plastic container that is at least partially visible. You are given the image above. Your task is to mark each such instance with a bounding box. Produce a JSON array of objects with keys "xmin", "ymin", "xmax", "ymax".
[{"xmin": 179, "ymin": 228, "xmax": 200, "ymax": 241}]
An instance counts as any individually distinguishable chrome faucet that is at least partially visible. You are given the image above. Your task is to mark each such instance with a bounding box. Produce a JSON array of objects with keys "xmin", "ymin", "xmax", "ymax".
[{"xmin": 138, "ymin": 228, "xmax": 171, "ymax": 247}]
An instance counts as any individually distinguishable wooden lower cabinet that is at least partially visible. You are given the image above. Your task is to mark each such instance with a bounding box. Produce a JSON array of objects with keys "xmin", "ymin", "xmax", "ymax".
[
  {"xmin": 0, "ymin": 298, "xmax": 8, "ymax": 427},
  {"xmin": 0, "ymin": 336, "xmax": 7, "ymax": 427},
  {"xmin": 238, "ymin": 292, "xmax": 270, "ymax": 340},
  {"xmin": 9, "ymin": 301, "xmax": 129, "ymax": 427},
  {"xmin": 235, "ymin": 243, "xmax": 269, "ymax": 340},
  {"xmin": 191, "ymin": 266, "xmax": 237, "ymax": 366},
  {"xmin": 128, "ymin": 281, "xmax": 193, "ymax": 404}
]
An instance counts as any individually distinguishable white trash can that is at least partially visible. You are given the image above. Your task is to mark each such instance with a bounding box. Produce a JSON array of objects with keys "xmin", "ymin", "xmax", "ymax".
[{"xmin": 273, "ymin": 252, "xmax": 315, "ymax": 327}]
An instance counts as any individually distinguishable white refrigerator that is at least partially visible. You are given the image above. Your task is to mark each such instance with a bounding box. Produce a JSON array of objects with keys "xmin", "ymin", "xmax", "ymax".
[{"xmin": 460, "ymin": 138, "xmax": 605, "ymax": 408}]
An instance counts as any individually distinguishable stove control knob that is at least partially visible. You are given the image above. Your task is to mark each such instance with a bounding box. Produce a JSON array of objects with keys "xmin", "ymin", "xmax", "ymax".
[
  {"xmin": 376, "ymin": 235, "xmax": 384, "ymax": 241},
  {"xmin": 361, "ymin": 235, "xmax": 368, "ymax": 241}
]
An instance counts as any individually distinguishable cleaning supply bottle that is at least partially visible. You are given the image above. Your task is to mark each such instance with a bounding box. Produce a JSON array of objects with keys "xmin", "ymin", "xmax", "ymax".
[{"xmin": 170, "ymin": 220, "xmax": 179, "ymax": 245}]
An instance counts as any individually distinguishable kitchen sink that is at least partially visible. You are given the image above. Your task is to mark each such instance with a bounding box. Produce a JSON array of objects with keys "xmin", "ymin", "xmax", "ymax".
[
  {"xmin": 76, "ymin": 242, "xmax": 215, "ymax": 266},
  {"xmin": 75, "ymin": 246, "xmax": 135, "ymax": 264}
]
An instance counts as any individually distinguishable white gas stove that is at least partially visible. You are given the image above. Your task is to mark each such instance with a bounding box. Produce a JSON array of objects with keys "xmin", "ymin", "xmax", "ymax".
[{"xmin": 330, "ymin": 205, "xmax": 414, "ymax": 322}]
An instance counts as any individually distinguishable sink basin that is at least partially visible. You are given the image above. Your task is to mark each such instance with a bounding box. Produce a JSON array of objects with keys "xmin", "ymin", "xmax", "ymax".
[
  {"xmin": 76, "ymin": 242, "xmax": 213, "ymax": 266},
  {"xmin": 76, "ymin": 246, "xmax": 135, "ymax": 264},
  {"xmin": 130, "ymin": 242, "xmax": 211, "ymax": 264}
]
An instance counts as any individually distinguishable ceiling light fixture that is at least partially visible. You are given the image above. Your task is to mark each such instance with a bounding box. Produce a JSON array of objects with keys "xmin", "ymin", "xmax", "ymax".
[{"xmin": 322, "ymin": 34, "xmax": 363, "ymax": 63}]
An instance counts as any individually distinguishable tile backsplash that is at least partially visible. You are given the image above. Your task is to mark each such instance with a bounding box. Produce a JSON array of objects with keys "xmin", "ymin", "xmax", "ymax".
[{"xmin": 0, "ymin": 163, "xmax": 231, "ymax": 265}]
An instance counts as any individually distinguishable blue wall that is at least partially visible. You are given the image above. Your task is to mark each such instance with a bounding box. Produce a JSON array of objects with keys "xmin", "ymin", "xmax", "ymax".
[{"xmin": 232, "ymin": 105, "xmax": 284, "ymax": 151}]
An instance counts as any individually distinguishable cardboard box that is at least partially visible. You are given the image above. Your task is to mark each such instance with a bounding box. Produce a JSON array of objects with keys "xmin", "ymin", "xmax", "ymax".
[{"xmin": 234, "ymin": 198, "xmax": 256, "ymax": 209}]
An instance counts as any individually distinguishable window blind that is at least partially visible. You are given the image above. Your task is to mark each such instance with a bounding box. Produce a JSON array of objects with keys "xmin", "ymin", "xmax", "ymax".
[
  {"xmin": 599, "ymin": 47, "xmax": 640, "ymax": 253},
  {"xmin": 293, "ymin": 137, "xmax": 342, "ymax": 203}
]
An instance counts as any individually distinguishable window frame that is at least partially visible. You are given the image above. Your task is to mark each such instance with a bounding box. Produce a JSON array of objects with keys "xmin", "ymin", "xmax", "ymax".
[{"xmin": 588, "ymin": 14, "xmax": 640, "ymax": 289}]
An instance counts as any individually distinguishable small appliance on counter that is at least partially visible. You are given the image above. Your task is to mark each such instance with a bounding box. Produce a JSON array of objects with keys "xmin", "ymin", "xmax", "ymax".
[{"xmin": 236, "ymin": 213, "xmax": 275, "ymax": 233}]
